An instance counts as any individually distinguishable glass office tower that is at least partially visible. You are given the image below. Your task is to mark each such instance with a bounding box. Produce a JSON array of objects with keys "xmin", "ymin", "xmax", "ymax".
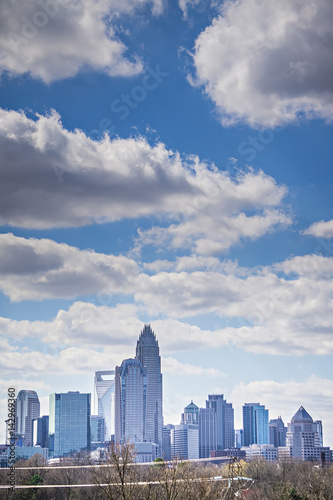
[
  {"xmin": 243, "ymin": 402, "xmax": 269, "ymax": 446},
  {"xmin": 135, "ymin": 324, "xmax": 163, "ymax": 453},
  {"xmin": 49, "ymin": 392, "xmax": 91, "ymax": 458},
  {"xmin": 94, "ymin": 370, "xmax": 115, "ymax": 441},
  {"xmin": 115, "ymin": 358, "xmax": 147, "ymax": 443},
  {"xmin": 16, "ymin": 390, "xmax": 40, "ymax": 447}
]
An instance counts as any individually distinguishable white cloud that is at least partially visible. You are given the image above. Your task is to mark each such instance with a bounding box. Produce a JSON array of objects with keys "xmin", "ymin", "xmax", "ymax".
[
  {"xmin": 191, "ymin": 0, "xmax": 333, "ymax": 127},
  {"xmin": 303, "ymin": 219, "xmax": 333, "ymax": 239},
  {"xmin": 162, "ymin": 356, "xmax": 226, "ymax": 378},
  {"xmin": 273, "ymin": 254, "xmax": 333, "ymax": 280},
  {"xmin": 0, "ymin": 233, "xmax": 139, "ymax": 301},
  {"xmin": 0, "ymin": 0, "xmax": 163, "ymax": 83},
  {"xmin": 0, "ymin": 344, "xmax": 129, "ymax": 378},
  {"xmin": 2, "ymin": 237, "xmax": 333, "ymax": 356},
  {"xmin": 0, "ymin": 107, "xmax": 195, "ymax": 229},
  {"xmin": 0, "ymin": 107, "xmax": 290, "ymax": 254},
  {"xmin": 230, "ymin": 376, "xmax": 333, "ymax": 447},
  {"xmin": 135, "ymin": 208, "xmax": 291, "ymax": 255},
  {"xmin": 0, "ymin": 379, "xmax": 51, "ymax": 394},
  {"xmin": 135, "ymin": 254, "xmax": 333, "ymax": 355},
  {"xmin": 178, "ymin": 0, "xmax": 205, "ymax": 18}
]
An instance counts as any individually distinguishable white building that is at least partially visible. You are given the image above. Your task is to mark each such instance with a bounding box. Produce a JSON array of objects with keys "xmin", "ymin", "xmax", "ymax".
[
  {"xmin": 286, "ymin": 406, "xmax": 332, "ymax": 462},
  {"xmin": 94, "ymin": 371, "xmax": 115, "ymax": 442},
  {"xmin": 242, "ymin": 444, "xmax": 278, "ymax": 462},
  {"xmin": 171, "ymin": 423, "xmax": 199, "ymax": 460}
]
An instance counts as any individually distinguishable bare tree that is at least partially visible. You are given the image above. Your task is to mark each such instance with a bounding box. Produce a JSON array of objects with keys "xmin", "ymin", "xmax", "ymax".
[{"xmin": 91, "ymin": 442, "xmax": 138, "ymax": 500}]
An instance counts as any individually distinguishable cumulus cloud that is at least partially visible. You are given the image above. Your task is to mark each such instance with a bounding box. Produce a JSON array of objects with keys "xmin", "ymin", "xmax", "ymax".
[
  {"xmin": 303, "ymin": 219, "xmax": 333, "ymax": 239},
  {"xmin": 0, "ymin": 233, "xmax": 139, "ymax": 301},
  {"xmin": 1, "ymin": 233, "xmax": 333, "ymax": 355},
  {"xmin": 191, "ymin": 0, "xmax": 333, "ymax": 127},
  {"xmin": 230, "ymin": 376, "xmax": 333, "ymax": 446},
  {"xmin": 135, "ymin": 254, "xmax": 333, "ymax": 355},
  {"xmin": 135, "ymin": 208, "xmax": 291, "ymax": 255},
  {"xmin": 0, "ymin": 0, "xmax": 163, "ymax": 83},
  {"xmin": 2, "ymin": 246, "xmax": 333, "ymax": 357},
  {"xmin": 163, "ymin": 356, "xmax": 226, "ymax": 378},
  {"xmin": 0, "ymin": 107, "xmax": 290, "ymax": 254}
]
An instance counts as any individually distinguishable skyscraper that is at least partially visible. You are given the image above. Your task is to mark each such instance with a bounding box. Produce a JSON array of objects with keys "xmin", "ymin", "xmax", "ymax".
[
  {"xmin": 16, "ymin": 390, "xmax": 40, "ymax": 447},
  {"xmin": 94, "ymin": 370, "xmax": 115, "ymax": 441},
  {"xmin": 135, "ymin": 324, "xmax": 163, "ymax": 453},
  {"xmin": 235, "ymin": 429, "xmax": 244, "ymax": 448},
  {"xmin": 162, "ymin": 424, "xmax": 174, "ymax": 461},
  {"xmin": 243, "ymin": 403, "xmax": 269, "ymax": 446},
  {"xmin": 286, "ymin": 406, "xmax": 332, "ymax": 462},
  {"xmin": 49, "ymin": 392, "xmax": 91, "ymax": 458},
  {"xmin": 115, "ymin": 358, "xmax": 147, "ymax": 443},
  {"xmin": 32, "ymin": 415, "xmax": 49, "ymax": 448},
  {"xmin": 207, "ymin": 395, "xmax": 235, "ymax": 450},
  {"xmin": 199, "ymin": 406, "xmax": 216, "ymax": 458},
  {"xmin": 90, "ymin": 415, "xmax": 105, "ymax": 446},
  {"xmin": 269, "ymin": 416, "xmax": 286, "ymax": 447}
]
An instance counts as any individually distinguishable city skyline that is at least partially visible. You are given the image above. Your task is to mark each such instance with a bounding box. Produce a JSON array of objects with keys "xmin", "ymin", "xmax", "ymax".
[
  {"xmin": 0, "ymin": 0, "xmax": 333, "ymax": 449},
  {"xmin": 7, "ymin": 324, "xmax": 332, "ymax": 459}
]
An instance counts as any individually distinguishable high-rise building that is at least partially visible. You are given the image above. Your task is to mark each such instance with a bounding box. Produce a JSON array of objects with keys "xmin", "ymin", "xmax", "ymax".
[
  {"xmin": 235, "ymin": 429, "xmax": 244, "ymax": 448},
  {"xmin": 199, "ymin": 406, "xmax": 216, "ymax": 458},
  {"xmin": 16, "ymin": 390, "xmax": 40, "ymax": 447},
  {"xmin": 269, "ymin": 416, "xmax": 286, "ymax": 447},
  {"xmin": 171, "ymin": 423, "xmax": 199, "ymax": 460},
  {"xmin": 162, "ymin": 424, "xmax": 174, "ymax": 461},
  {"xmin": 243, "ymin": 403, "xmax": 269, "ymax": 446},
  {"xmin": 115, "ymin": 358, "xmax": 147, "ymax": 443},
  {"xmin": 90, "ymin": 415, "xmax": 105, "ymax": 447},
  {"xmin": 315, "ymin": 420, "xmax": 323, "ymax": 447},
  {"xmin": 206, "ymin": 395, "xmax": 234, "ymax": 450},
  {"xmin": 286, "ymin": 406, "xmax": 332, "ymax": 462},
  {"xmin": 32, "ymin": 416, "xmax": 49, "ymax": 448},
  {"xmin": 94, "ymin": 371, "xmax": 115, "ymax": 442},
  {"xmin": 49, "ymin": 392, "xmax": 91, "ymax": 458},
  {"xmin": 135, "ymin": 324, "xmax": 163, "ymax": 453}
]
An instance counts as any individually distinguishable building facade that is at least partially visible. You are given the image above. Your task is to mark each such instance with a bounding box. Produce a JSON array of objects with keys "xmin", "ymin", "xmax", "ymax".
[
  {"xmin": 90, "ymin": 415, "xmax": 105, "ymax": 447},
  {"xmin": 16, "ymin": 390, "xmax": 40, "ymax": 447},
  {"xmin": 115, "ymin": 358, "xmax": 147, "ymax": 443},
  {"xmin": 32, "ymin": 415, "xmax": 49, "ymax": 448},
  {"xmin": 269, "ymin": 416, "xmax": 286, "ymax": 447},
  {"xmin": 235, "ymin": 429, "xmax": 244, "ymax": 448},
  {"xmin": 207, "ymin": 395, "xmax": 234, "ymax": 450},
  {"xmin": 243, "ymin": 403, "xmax": 269, "ymax": 446},
  {"xmin": 135, "ymin": 325, "xmax": 163, "ymax": 454},
  {"xmin": 94, "ymin": 370, "xmax": 115, "ymax": 442},
  {"xmin": 242, "ymin": 444, "xmax": 278, "ymax": 462},
  {"xmin": 171, "ymin": 423, "xmax": 199, "ymax": 460},
  {"xmin": 162, "ymin": 424, "xmax": 174, "ymax": 461},
  {"xmin": 286, "ymin": 406, "xmax": 332, "ymax": 462},
  {"xmin": 199, "ymin": 406, "xmax": 216, "ymax": 458},
  {"xmin": 49, "ymin": 392, "xmax": 91, "ymax": 458}
]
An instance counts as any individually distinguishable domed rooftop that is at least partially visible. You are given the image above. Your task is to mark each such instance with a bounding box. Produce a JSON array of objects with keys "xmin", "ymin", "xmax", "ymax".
[{"xmin": 184, "ymin": 400, "xmax": 199, "ymax": 413}]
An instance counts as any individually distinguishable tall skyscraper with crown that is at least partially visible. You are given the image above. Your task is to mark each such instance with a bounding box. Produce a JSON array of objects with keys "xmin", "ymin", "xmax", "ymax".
[{"xmin": 135, "ymin": 324, "xmax": 163, "ymax": 454}]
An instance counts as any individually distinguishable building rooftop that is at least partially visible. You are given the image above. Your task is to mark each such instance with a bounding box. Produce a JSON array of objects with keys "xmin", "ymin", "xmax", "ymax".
[{"xmin": 291, "ymin": 406, "xmax": 313, "ymax": 423}]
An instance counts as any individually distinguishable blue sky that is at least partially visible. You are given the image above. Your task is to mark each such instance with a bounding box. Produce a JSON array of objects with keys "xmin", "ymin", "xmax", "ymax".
[{"xmin": 0, "ymin": 0, "xmax": 333, "ymax": 447}]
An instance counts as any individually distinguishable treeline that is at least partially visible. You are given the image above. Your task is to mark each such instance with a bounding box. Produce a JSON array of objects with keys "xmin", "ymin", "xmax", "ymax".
[{"xmin": 1, "ymin": 443, "xmax": 333, "ymax": 499}]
